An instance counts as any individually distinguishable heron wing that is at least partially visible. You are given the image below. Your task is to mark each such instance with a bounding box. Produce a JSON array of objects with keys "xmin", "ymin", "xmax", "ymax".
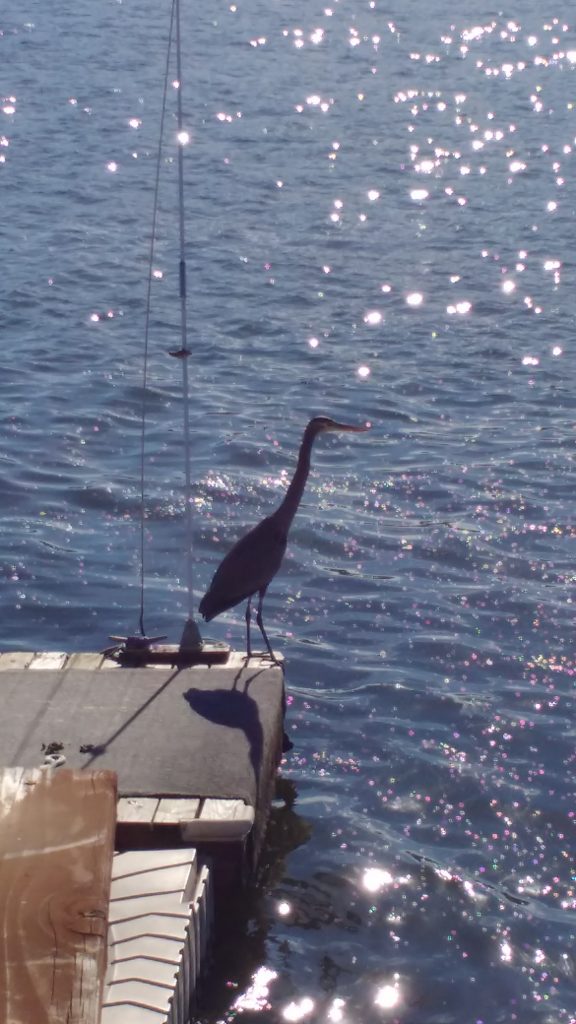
[{"xmin": 199, "ymin": 516, "xmax": 287, "ymax": 620}]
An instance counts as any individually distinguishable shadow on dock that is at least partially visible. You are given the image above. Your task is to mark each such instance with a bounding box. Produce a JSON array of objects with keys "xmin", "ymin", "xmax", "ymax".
[{"xmin": 183, "ymin": 680, "xmax": 264, "ymax": 798}]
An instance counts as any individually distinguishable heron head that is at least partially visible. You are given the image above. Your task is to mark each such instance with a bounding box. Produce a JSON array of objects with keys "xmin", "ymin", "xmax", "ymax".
[{"xmin": 308, "ymin": 416, "xmax": 371, "ymax": 436}]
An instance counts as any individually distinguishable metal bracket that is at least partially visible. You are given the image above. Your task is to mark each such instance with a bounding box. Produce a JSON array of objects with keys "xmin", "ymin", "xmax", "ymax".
[
  {"xmin": 102, "ymin": 634, "xmax": 168, "ymax": 660},
  {"xmin": 102, "ymin": 633, "xmax": 230, "ymax": 667}
]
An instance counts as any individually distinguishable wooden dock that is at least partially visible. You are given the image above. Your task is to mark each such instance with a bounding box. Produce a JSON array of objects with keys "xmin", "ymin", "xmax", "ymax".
[{"xmin": 0, "ymin": 649, "xmax": 286, "ymax": 1024}]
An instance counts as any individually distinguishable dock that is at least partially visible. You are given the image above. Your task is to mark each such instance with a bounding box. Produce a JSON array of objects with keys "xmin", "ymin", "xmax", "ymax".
[{"xmin": 0, "ymin": 649, "xmax": 286, "ymax": 1024}]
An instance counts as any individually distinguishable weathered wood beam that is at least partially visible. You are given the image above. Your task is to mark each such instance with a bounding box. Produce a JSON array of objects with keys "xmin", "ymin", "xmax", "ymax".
[{"xmin": 0, "ymin": 767, "xmax": 117, "ymax": 1024}]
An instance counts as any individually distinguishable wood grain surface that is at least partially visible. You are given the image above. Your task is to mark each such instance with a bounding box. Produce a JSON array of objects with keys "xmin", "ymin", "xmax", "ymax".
[{"xmin": 0, "ymin": 767, "xmax": 117, "ymax": 1024}]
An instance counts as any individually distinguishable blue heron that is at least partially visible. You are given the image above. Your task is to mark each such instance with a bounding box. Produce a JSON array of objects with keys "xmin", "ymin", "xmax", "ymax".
[{"xmin": 199, "ymin": 416, "xmax": 369, "ymax": 659}]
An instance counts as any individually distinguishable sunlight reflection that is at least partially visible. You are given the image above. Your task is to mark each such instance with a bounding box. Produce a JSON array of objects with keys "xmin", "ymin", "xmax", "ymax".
[
  {"xmin": 306, "ymin": 94, "xmax": 332, "ymax": 113},
  {"xmin": 177, "ymin": 130, "xmax": 190, "ymax": 145},
  {"xmin": 415, "ymin": 158, "xmax": 435, "ymax": 173},
  {"xmin": 500, "ymin": 940, "xmax": 513, "ymax": 962},
  {"xmin": 106, "ymin": 161, "xmax": 118, "ymax": 173},
  {"xmin": 357, "ymin": 366, "xmax": 371, "ymax": 378},
  {"xmin": 362, "ymin": 867, "xmax": 393, "ymax": 891},
  {"xmin": 447, "ymin": 300, "xmax": 472, "ymax": 315},
  {"xmin": 233, "ymin": 966, "xmax": 278, "ymax": 1013},
  {"xmin": 374, "ymin": 979, "xmax": 401, "ymax": 1010},
  {"xmin": 406, "ymin": 292, "xmax": 423, "ymax": 306},
  {"xmin": 364, "ymin": 311, "xmax": 383, "ymax": 325},
  {"xmin": 327, "ymin": 997, "xmax": 346, "ymax": 1022},
  {"xmin": 410, "ymin": 188, "xmax": 429, "ymax": 201},
  {"xmin": 283, "ymin": 996, "xmax": 315, "ymax": 1021},
  {"xmin": 278, "ymin": 900, "xmax": 291, "ymax": 916}
]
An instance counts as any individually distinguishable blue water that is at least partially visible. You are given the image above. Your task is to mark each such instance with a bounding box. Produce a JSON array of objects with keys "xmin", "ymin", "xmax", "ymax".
[{"xmin": 2, "ymin": 1, "xmax": 575, "ymax": 1020}]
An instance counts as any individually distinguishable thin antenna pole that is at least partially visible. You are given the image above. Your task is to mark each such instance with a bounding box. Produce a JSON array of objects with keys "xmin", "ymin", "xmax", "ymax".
[
  {"xmin": 173, "ymin": 0, "xmax": 201, "ymax": 648},
  {"xmin": 138, "ymin": 0, "xmax": 176, "ymax": 637}
]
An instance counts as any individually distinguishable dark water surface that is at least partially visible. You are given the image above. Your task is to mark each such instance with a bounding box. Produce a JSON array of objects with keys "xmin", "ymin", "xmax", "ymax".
[{"xmin": 2, "ymin": 1, "xmax": 575, "ymax": 1021}]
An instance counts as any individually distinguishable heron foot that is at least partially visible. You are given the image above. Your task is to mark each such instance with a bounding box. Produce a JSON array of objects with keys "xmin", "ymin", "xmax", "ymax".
[
  {"xmin": 243, "ymin": 650, "xmax": 283, "ymax": 669},
  {"xmin": 260, "ymin": 651, "xmax": 284, "ymax": 669},
  {"xmin": 282, "ymin": 731, "xmax": 294, "ymax": 753}
]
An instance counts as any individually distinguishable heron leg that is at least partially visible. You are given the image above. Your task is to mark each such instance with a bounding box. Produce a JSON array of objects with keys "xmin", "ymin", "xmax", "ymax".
[
  {"xmin": 245, "ymin": 595, "xmax": 253, "ymax": 660},
  {"xmin": 256, "ymin": 587, "xmax": 281, "ymax": 665}
]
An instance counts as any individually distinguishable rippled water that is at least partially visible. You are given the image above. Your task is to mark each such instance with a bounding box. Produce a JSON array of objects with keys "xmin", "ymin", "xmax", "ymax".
[{"xmin": 2, "ymin": 1, "xmax": 575, "ymax": 1021}]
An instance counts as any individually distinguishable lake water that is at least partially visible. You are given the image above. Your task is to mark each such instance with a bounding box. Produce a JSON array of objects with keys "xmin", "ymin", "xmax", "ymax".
[{"xmin": 2, "ymin": 0, "xmax": 575, "ymax": 1020}]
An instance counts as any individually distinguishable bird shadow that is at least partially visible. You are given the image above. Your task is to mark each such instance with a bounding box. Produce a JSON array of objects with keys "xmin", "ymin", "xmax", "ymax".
[{"xmin": 183, "ymin": 670, "xmax": 265, "ymax": 798}]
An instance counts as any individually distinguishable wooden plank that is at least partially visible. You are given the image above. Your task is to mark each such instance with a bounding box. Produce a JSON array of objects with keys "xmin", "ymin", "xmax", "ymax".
[
  {"xmin": 0, "ymin": 767, "xmax": 117, "ymax": 1024},
  {"xmin": 0, "ymin": 652, "xmax": 35, "ymax": 670},
  {"xmin": 28, "ymin": 651, "xmax": 68, "ymax": 670},
  {"xmin": 200, "ymin": 797, "xmax": 252, "ymax": 820},
  {"xmin": 66, "ymin": 652, "xmax": 105, "ymax": 670},
  {"xmin": 117, "ymin": 796, "xmax": 159, "ymax": 823},
  {"xmin": 155, "ymin": 797, "xmax": 201, "ymax": 823},
  {"xmin": 226, "ymin": 651, "xmax": 284, "ymax": 669},
  {"xmin": 181, "ymin": 799, "xmax": 255, "ymax": 843}
]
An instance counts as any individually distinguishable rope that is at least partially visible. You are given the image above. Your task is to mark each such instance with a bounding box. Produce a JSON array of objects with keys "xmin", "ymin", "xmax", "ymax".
[{"xmin": 137, "ymin": 0, "xmax": 176, "ymax": 636}]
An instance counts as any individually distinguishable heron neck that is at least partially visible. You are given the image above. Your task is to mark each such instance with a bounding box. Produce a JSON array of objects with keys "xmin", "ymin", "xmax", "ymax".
[{"xmin": 274, "ymin": 425, "xmax": 316, "ymax": 530}]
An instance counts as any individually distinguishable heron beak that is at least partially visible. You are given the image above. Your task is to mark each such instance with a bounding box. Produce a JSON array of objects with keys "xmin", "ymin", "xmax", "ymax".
[{"xmin": 330, "ymin": 420, "xmax": 371, "ymax": 432}]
